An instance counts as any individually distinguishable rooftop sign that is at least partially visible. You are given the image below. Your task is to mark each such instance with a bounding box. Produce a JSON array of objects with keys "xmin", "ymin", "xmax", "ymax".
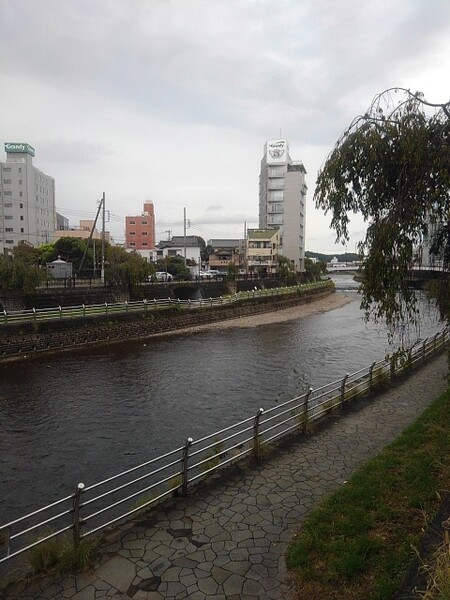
[
  {"xmin": 4, "ymin": 142, "xmax": 35, "ymax": 157},
  {"xmin": 266, "ymin": 139, "xmax": 287, "ymax": 164}
]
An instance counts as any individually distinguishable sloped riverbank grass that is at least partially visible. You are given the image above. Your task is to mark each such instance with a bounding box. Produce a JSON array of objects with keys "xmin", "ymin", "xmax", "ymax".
[{"xmin": 287, "ymin": 387, "xmax": 450, "ymax": 600}]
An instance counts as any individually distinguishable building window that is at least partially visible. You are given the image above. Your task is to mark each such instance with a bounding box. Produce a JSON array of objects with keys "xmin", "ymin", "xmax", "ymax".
[
  {"xmin": 268, "ymin": 190, "xmax": 283, "ymax": 201},
  {"xmin": 4, "ymin": 215, "xmax": 13, "ymax": 220},
  {"xmin": 268, "ymin": 165, "xmax": 286, "ymax": 177},
  {"xmin": 141, "ymin": 220, "xmax": 148, "ymax": 225},
  {"xmin": 20, "ymin": 216, "xmax": 24, "ymax": 221},
  {"xmin": 20, "ymin": 228, "xmax": 24, "ymax": 233},
  {"xmin": 142, "ymin": 242, "xmax": 148, "ymax": 246},
  {"xmin": 4, "ymin": 202, "xmax": 12, "ymax": 207},
  {"xmin": 268, "ymin": 202, "xmax": 283, "ymax": 213},
  {"xmin": 5, "ymin": 227, "xmax": 13, "ymax": 232},
  {"xmin": 19, "ymin": 191, "xmax": 23, "ymax": 197},
  {"xmin": 268, "ymin": 214, "xmax": 283, "ymax": 225},
  {"xmin": 3, "ymin": 191, "xmax": 12, "ymax": 196},
  {"xmin": 129, "ymin": 220, "xmax": 136, "ymax": 225},
  {"xmin": 3, "ymin": 167, "xmax": 11, "ymax": 172},
  {"xmin": 129, "ymin": 231, "xmax": 136, "ymax": 235},
  {"xmin": 6, "ymin": 240, "xmax": 14, "ymax": 244},
  {"xmin": 3, "ymin": 178, "xmax": 11, "ymax": 184},
  {"xmin": 19, "ymin": 203, "xmax": 23, "ymax": 208},
  {"xmin": 18, "ymin": 168, "xmax": 22, "ymax": 173},
  {"xmin": 19, "ymin": 179, "xmax": 22, "ymax": 185},
  {"xmin": 129, "ymin": 242, "xmax": 136, "ymax": 246},
  {"xmin": 142, "ymin": 231, "xmax": 148, "ymax": 235}
]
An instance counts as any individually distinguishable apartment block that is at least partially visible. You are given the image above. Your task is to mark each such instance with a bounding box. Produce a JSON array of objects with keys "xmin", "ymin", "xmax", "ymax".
[
  {"xmin": 1, "ymin": 142, "xmax": 55, "ymax": 252},
  {"xmin": 125, "ymin": 201, "xmax": 156, "ymax": 250},
  {"xmin": 259, "ymin": 139, "xmax": 307, "ymax": 272}
]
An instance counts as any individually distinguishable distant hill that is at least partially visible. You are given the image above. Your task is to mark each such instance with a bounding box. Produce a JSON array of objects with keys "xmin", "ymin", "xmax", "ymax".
[{"xmin": 305, "ymin": 251, "xmax": 359, "ymax": 263}]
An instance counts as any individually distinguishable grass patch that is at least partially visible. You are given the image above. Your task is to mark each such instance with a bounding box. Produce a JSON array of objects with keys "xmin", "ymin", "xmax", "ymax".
[
  {"xmin": 28, "ymin": 533, "xmax": 96, "ymax": 575},
  {"xmin": 419, "ymin": 536, "xmax": 450, "ymax": 599},
  {"xmin": 287, "ymin": 386, "xmax": 450, "ymax": 600}
]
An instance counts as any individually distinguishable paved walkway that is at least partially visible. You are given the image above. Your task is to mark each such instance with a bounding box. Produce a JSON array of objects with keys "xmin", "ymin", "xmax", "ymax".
[{"xmin": 4, "ymin": 354, "xmax": 449, "ymax": 600}]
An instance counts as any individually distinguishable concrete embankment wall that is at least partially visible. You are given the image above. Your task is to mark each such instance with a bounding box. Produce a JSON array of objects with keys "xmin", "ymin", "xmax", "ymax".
[{"xmin": 0, "ymin": 286, "xmax": 333, "ymax": 363}]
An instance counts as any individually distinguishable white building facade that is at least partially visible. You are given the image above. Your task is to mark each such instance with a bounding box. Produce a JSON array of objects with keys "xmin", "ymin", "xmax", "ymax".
[
  {"xmin": 0, "ymin": 142, "xmax": 55, "ymax": 253},
  {"xmin": 259, "ymin": 139, "xmax": 307, "ymax": 272}
]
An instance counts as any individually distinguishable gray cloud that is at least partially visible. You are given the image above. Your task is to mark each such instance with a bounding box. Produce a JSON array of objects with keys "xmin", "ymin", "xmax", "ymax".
[{"xmin": 1, "ymin": 0, "xmax": 449, "ymax": 250}]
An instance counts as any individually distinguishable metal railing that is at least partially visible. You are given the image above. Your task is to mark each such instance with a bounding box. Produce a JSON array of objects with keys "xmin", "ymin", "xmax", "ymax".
[
  {"xmin": 0, "ymin": 281, "xmax": 331, "ymax": 326},
  {"xmin": 0, "ymin": 326, "xmax": 447, "ymax": 566}
]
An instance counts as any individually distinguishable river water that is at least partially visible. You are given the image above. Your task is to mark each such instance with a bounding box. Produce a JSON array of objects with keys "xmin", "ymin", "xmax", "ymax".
[{"xmin": 0, "ymin": 275, "xmax": 443, "ymax": 523}]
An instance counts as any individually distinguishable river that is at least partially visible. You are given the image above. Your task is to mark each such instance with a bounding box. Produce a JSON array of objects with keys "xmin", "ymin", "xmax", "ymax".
[{"xmin": 0, "ymin": 274, "xmax": 443, "ymax": 523}]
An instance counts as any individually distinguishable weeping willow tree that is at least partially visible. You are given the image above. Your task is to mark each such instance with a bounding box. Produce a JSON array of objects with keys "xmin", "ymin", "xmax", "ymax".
[{"xmin": 315, "ymin": 88, "xmax": 450, "ymax": 333}]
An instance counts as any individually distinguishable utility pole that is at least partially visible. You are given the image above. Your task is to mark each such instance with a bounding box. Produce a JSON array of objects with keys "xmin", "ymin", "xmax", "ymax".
[
  {"xmin": 101, "ymin": 192, "xmax": 106, "ymax": 285},
  {"xmin": 93, "ymin": 238, "xmax": 96, "ymax": 279},
  {"xmin": 244, "ymin": 220, "xmax": 247, "ymax": 275},
  {"xmin": 183, "ymin": 207, "xmax": 187, "ymax": 263}
]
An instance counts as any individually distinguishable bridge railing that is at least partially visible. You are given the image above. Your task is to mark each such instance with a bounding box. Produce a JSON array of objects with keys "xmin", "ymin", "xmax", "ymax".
[
  {"xmin": 0, "ymin": 281, "xmax": 331, "ymax": 326},
  {"xmin": 1, "ymin": 326, "xmax": 447, "ymax": 568}
]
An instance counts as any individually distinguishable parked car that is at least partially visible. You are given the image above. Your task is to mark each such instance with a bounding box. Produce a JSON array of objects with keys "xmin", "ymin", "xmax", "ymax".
[
  {"xmin": 156, "ymin": 271, "xmax": 173, "ymax": 282},
  {"xmin": 201, "ymin": 270, "xmax": 223, "ymax": 279}
]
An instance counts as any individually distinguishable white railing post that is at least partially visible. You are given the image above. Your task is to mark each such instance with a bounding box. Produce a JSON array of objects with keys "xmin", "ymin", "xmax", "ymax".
[
  {"xmin": 303, "ymin": 388, "xmax": 313, "ymax": 430},
  {"xmin": 182, "ymin": 438, "xmax": 193, "ymax": 497},
  {"xmin": 369, "ymin": 361, "xmax": 377, "ymax": 391},
  {"xmin": 390, "ymin": 355, "xmax": 396, "ymax": 380},
  {"xmin": 253, "ymin": 408, "xmax": 264, "ymax": 460},
  {"xmin": 0, "ymin": 526, "xmax": 11, "ymax": 557},
  {"xmin": 340, "ymin": 373, "xmax": 349, "ymax": 406},
  {"xmin": 72, "ymin": 483, "xmax": 85, "ymax": 548}
]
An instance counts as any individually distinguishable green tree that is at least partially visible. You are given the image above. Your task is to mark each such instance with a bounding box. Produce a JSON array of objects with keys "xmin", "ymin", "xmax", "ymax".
[
  {"xmin": 37, "ymin": 242, "xmax": 56, "ymax": 266},
  {"xmin": 106, "ymin": 246, "xmax": 152, "ymax": 286},
  {"xmin": 51, "ymin": 237, "xmax": 93, "ymax": 272},
  {"xmin": 156, "ymin": 256, "xmax": 190, "ymax": 279},
  {"xmin": 0, "ymin": 243, "xmax": 46, "ymax": 294},
  {"xmin": 305, "ymin": 258, "xmax": 327, "ymax": 282},
  {"xmin": 277, "ymin": 255, "xmax": 296, "ymax": 284},
  {"xmin": 315, "ymin": 88, "xmax": 450, "ymax": 329},
  {"xmin": 226, "ymin": 261, "xmax": 238, "ymax": 281}
]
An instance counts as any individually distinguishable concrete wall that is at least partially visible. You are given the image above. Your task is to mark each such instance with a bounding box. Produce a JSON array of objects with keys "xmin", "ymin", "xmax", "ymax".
[{"xmin": 0, "ymin": 286, "xmax": 334, "ymax": 362}]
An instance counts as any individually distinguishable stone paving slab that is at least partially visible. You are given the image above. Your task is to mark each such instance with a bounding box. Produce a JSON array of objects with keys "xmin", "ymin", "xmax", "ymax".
[{"xmin": 3, "ymin": 354, "xmax": 448, "ymax": 600}]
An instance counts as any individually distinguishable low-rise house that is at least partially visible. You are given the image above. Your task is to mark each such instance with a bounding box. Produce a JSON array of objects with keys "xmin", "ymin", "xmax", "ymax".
[
  {"xmin": 207, "ymin": 239, "xmax": 245, "ymax": 272},
  {"xmin": 157, "ymin": 235, "xmax": 202, "ymax": 267},
  {"xmin": 246, "ymin": 229, "xmax": 280, "ymax": 276}
]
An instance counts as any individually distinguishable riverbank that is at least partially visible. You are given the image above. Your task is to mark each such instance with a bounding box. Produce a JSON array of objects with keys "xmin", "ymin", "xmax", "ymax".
[
  {"xmin": 4, "ymin": 350, "xmax": 448, "ymax": 600},
  {"xmin": 0, "ymin": 284, "xmax": 341, "ymax": 363},
  {"xmin": 161, "ymin": 290, "xmax": 354, "ymax": 337}
]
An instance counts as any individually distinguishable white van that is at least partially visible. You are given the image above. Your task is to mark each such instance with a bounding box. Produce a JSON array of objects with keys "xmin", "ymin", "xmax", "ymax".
[{"xmin": 156, "ymin": 272, "xmax": 173, "ymax": 282}]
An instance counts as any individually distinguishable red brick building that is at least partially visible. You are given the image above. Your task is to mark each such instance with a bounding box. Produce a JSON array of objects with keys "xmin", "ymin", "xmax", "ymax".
[{"xmin": 125, "ymin": 202, "xmax": 156, "ymax": 250}]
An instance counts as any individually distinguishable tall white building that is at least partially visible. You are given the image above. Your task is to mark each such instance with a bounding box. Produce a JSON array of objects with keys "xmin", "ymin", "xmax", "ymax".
[
  {"xmin": 259, "ymin": 139, "xmax": 307, "ymax": 272},
  {"xmin": 0, "ymin": 142, "xmax": 55, "ymax": 253}
]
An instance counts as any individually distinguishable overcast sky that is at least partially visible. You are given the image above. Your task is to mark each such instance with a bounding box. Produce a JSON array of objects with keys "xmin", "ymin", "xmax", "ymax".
[{"xmin": 1, "ymin": 0, "xmax": 449, "ymax": 253}]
